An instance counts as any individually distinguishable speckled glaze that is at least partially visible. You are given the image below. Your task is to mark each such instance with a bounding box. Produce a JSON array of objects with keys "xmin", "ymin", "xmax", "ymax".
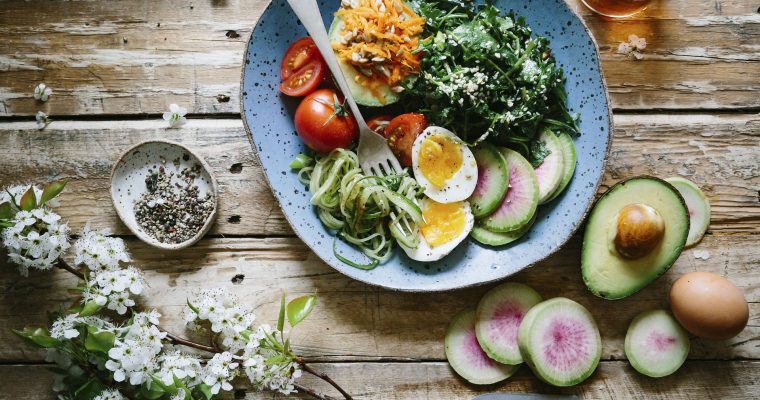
[
  {"xmin": 241, "ymin": 0, "xmax": 612, "ymax": 291},
  {"xmin": 110, "ymin": 140, "xmax": 218, "ymax": 250}
]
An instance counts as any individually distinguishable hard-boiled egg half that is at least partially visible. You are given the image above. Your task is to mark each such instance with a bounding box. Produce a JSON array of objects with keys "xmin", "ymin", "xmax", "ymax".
[
  {"xmin": 412, "ymin": 127, "xmax": 478, "ymax": 204},
  {"xmin": 400, "ymin": 197, "xmax": 474, "ymax": 262}
]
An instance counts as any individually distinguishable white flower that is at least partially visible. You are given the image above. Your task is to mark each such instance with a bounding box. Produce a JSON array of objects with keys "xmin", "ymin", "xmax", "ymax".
[
  {"xmin": 106, "ymin": 290, "xmax": 135, "ymax": 315},
  {"xmin": 163, "ymin": 103, "xmax": 187, "ymax": 128},
  {"xmin": 50, "ymin": 314, "xmax": 82, "ymax": 339},
  {"xmin": 1, "ymin": 209, "xmax": 70, "ymax": 276},
  {"xmin": 185, "ymin": 288, "xmax": 255, "ymax": 352},
  {"xmin": 34, "ymin": 83, "xmax": 53, "ymax": 101},
  {"xmin": 50, "ymin": 314, "xmax": 115, "ymax": 340},
  {"xmin": 156, "ymin": 349, "xmax": 202, "ymax": 386},
  {"xmin": 36, "ymin": 111, "xmax": 52, "ymax": 130},
  {"xmin": 106, "ymin": 310, "xmax": 167, "ymax": 385},
  {"xmin": 94, "ymin": 389, "xmax": 124, "ymax": 400},
  {"xmin": 628, "ymin": 34, "xmax": 647, "ymax": 50},
  {"xmin": 618, "ymin": 34, "xmax": 647, "ymax": 60},
  {"xmin": 74, "ymin": 225, "xmax": 130, "ymax": 272},
  {"xmin": 201, "ymin": 352, "xmax": 239, "ymax": 395},
  {"xmin": 242, "ymin": 324, "xmax": 301, "ymax": 394}
]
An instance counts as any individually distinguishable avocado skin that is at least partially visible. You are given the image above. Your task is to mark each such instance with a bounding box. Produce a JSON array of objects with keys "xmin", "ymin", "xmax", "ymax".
[{"xmin": 581, "ymin": 176, "xmax": 689, "ymax": 300}]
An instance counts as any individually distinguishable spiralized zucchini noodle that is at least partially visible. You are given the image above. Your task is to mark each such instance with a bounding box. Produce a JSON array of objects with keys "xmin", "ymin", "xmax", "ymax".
[{"xmin": 291, "ymin": 149, "xmax": 423, "ymax": 269}]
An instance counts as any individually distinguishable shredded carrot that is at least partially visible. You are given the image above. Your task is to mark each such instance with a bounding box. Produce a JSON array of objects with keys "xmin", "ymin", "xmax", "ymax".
[{"xmin": 332, "ymin": 0, "xmax": 424, "ymax": 103}]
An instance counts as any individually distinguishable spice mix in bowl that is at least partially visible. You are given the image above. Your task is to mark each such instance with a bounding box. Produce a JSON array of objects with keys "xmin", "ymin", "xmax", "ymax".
[{"xmin": 110, "ymin": 140, "xmax": 218, "ymax": 250}]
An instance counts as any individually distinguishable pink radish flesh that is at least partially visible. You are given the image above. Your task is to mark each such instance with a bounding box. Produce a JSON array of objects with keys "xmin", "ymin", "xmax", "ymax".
[
  {"xmin": 491, "ymin": 165, "xmax": 529, "ymax": 219},
  {"xmin": 445, "ymin": 309, "xmax": 518, "ymax": 384},
  {"xmin": 541, "ymin": 317, "xmax": 591, "ymax": 371}
]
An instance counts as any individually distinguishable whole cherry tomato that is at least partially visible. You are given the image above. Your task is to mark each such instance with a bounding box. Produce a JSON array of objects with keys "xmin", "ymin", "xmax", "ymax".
[{"xmin": 294, "ymin": 89, "xmax": 359, "ymax": 153}]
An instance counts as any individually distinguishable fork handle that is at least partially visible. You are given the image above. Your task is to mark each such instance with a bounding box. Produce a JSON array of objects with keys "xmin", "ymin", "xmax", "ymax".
[{"xmin": 286, "ymin": 0, "xmax": 368, "ymax": 129}]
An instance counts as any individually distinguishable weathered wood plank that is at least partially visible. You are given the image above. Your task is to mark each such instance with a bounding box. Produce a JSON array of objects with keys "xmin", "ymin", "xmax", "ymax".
[
  {"xmin": 2, "ymin": 234, "xmax": 757, "ymax": 362},
  {"xmin": 0, "ymin": 0, "xmax": 758, "ymax": 115},
  {"xmin": 1, "ymin": 114, "xmax": 757, "ymax": 236},
  {"xmin": 1, "ymin": 361, "xmax": 759, "ymax": 399}
]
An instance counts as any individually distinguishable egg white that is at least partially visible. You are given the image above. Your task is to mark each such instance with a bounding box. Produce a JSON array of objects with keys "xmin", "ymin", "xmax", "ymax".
[
  {"xmin": 400, "ymin": 198, "xmax": 475, "ymax": 262},
  {"xmin": 412, "ymin": 126, "xmax": 478, "ymax": 204}
]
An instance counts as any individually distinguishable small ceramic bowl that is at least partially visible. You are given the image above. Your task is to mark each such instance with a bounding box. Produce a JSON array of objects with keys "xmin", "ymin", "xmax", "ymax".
[{"xmin": 110, "ymin": 140, "xmax": 218, "ymax": 250}]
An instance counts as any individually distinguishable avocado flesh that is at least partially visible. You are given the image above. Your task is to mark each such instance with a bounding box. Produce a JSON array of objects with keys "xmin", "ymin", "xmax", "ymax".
[
  {"xmin": 327, "ymin": 17, "xmax": 400, "ymax": 107},
  {"xmin": 582, "ymin": 177, "xmax": 689, "ymax": 300}
]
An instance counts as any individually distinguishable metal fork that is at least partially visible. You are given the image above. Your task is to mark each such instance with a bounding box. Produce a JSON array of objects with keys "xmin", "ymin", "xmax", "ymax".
[{"xmin": 286, "ymin": 0, "xmax": 403, "ymax": 177}]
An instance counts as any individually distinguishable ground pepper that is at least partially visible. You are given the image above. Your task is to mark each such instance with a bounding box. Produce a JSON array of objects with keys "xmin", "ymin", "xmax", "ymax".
[{"xmin": 134, "ymin": 158, "xmax": 214, "ymax": 244}]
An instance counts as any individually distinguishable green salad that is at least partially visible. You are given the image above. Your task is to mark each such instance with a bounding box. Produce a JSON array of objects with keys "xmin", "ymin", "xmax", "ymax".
[{"xmin": 403, "ymin": 0, "xmax": 579, "ymax": 164}]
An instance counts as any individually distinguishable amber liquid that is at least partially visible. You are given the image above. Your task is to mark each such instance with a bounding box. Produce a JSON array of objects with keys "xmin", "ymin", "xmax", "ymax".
[{"xmin": 581, "ymin": 0, "xmax": 652, "ymax": 17}]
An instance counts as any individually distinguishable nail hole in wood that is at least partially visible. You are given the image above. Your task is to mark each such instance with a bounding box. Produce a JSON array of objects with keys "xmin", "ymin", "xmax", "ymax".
[
  {"xmin": 229, "ymin": 163, "xmax": 243, "ymax": 173},
  {"xmin": 228, "ymin": 215, "xmax": 241, "ymax": 224},
  {"xmin": 217, "ymin": 94, "xmax": 231, "ymax": 103},
  {"xmin": 226, "ymin": 30, "xmax": 240, "ymax": 39},
  {"xmin": 231, "ymin": 274, "xmax": 245, "ymax": 284}
]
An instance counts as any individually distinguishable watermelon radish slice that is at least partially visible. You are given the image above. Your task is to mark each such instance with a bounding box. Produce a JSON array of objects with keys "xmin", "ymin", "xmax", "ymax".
[
  {"xmin": 544, "ymin": 132, "xmax": 577, "ymax": 203},
  {"xmin": 625, "ymin": 309, "xmax": 690, "ymax": 378},
  {"xmin": 475, "ymin": 282, "xmax": 542, "ymax": 365},
  {"xmin": 534, "ymin": 129, "xmax": 565, "ymax": 205},
  {"xmin": 471, "ymin": 214, "xmax": 536, "ymax": 247},
  {"xmin": 481, "ymin": 148, "xmax": 539, "ymax": 233},
  {"xmin": 469, "ymin": 144, "xmax": 509, "ymax": 218},
  {"xmin": 665, "ymin": 177, "xmax": 710, "ymax": 247},
  {"xmin": 517, "ymin": 298, "xmax": 601, "ymax": 387},
  {"xmin": 445, "ymin": 308, "xmax": 520, "ymax": 385}
]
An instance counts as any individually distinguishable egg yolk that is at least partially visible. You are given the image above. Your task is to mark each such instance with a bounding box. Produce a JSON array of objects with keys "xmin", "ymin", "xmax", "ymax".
[
  {"xmin": 420, "ymin": 200, "xmax": 466, "ymax": 247},
  {"xmin": 418, "ymin": 134, "xmax": 463, "ymax": 188}
]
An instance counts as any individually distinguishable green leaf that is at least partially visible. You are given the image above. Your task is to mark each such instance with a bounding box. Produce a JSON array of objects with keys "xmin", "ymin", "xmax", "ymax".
[
  {"xmin": 74, "ymin": 378, "xmax": 107, "ymax": 399},
  {"xmin": 286, "ymin": 293, "xmax": 317, "ymax": 328},
  {"xmin": 19, "ymin": 186, "xmax": 37, "ymax": 211},
  {"xmin": 78, "ymin": 301, "xmax": 101, "ymax": 317},
  {"xmin": 196, "ymin": 383, "xmax": 214, "ymax": 400},
  {"xmin": 0, "ymin": 202, "xmax": 13, "ymax": 220},
  {"xmin": 84, "ymin": 325, "xmax": 115, "ymax": 355},
  {"xmin": 186, "ymin": 299, "xmax": 199, "ymax": 314},
  {"xmin": 140, "ymin": 380, "xmax": 166, "ymax": 400},
  {"xmin": 277, "ymin": 291, "xmax": 286, "ymax": 332},
  {"xmin": 12, "ymin": 327, "xmax": 61, "ymax": 348},
  {"xmin": 40, "ymin": 180, "xmax": 67, "ymax": 206}
]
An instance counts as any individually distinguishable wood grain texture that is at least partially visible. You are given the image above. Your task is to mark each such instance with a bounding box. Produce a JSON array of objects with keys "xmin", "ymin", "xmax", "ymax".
[
  {"xmin": 0, "ymin": 0, "xmax": 758, "ymax": 116},
  {"xmin": 1, "ymin": 113, "xmax": 757, "ymax": 236},
  {"xmin": 2, "ymin": 234, "xmax": 758, "ymax": 363},
  {"xmin": 1, "ymin": 361, "xmax": 759, "ymax": 399}
]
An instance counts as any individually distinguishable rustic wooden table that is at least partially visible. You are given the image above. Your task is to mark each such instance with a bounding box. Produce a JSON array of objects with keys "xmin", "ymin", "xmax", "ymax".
[{"xmin": 1, "ymin": 0, "xmax": 758, "ymax": 398}]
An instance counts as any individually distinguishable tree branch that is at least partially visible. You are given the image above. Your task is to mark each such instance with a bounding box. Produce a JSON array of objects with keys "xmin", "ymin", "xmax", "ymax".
[
  {"xmin": 163, "ymin": 330, "xmax": 220, "ymax": 353},
  {"xmin": 294, "ymin": 384, "xmax": 338, "ymax": 400},
  {"xmin": 55, "ymin": 259, "xmax": 84, "ymax": 279},
  {"xmin": 298, "ymin": 359, "xmax": 354, "ymax": 400}
]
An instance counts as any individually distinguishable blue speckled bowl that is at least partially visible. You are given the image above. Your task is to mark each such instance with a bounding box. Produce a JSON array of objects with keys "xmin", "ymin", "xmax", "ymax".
[{"xmin": 241, "ymin": 0, "xmax": 611, "ymax": 291}]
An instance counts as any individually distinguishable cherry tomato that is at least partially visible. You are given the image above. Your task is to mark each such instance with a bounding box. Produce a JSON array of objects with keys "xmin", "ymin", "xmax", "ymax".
[
  {"xmin": 367, "ymin": 115, "xmax": 393, "ymax": 137},
  {"xmin": 295, "ymin": 89, "xmax": 359, "ymax": 153},
  {"xmin": 281, "ymin": 37, "xmax": 321, "ymax": 80},
  {"xmin": 280, "ymin": 59, "xmax": 325, "ymax": 97},
  {"xmin": 385, "ymin": 113, "xmax": 427, "ymax": 167}
]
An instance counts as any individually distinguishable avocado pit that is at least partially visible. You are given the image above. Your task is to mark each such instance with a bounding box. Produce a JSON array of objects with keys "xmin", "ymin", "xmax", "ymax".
[{"xmin": 613, "ymin": 203, "xmax": 665, "ymax": 259}]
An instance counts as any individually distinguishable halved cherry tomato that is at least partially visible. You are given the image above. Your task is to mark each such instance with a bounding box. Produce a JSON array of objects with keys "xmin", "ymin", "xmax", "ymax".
[
  {"xmin": 280, "ymin": 59, "xmax": 325, "ymax": 97},
  {"xmin": 385, "ymin": 113, "xmax": 427, "ymax": 167},
  {"xmin": 281, "ymin": 37, "xmax": 321, "ymax": 80},
  {"xmin": 367, "ymin": 115, "xmax": 393, "ymax": 137},
  {"xmin": 295, "ymin": 89, "xmax": 359, "ymax": 153}
]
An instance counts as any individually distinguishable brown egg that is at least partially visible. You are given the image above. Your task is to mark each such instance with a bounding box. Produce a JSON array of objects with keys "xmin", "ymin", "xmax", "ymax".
[
  {"xmin": 669, "ymin": 272, "xmax": 749, "ymax": 340},
  {"xmin": 614, "ymin": 203, "xmax": 665, "ymax": 259}
]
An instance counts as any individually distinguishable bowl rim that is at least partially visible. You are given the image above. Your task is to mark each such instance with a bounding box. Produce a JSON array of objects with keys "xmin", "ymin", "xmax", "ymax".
[
  {"xmin": 109, "ymin": 139, "xmax": 219, "ymax": 251},
  {"xmin": 239, "ymin": 0, "xmax": 613, "ymax": 292}
]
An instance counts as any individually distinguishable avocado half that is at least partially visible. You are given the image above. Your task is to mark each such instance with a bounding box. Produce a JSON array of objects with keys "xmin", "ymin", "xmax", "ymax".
[
  {"xmin": 327, "ymin": 17, "xmax": 401, "ymax": 107},
  {"xmin": 581, "ymin": 176, "xmax": 689, "ymax": 300}
]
